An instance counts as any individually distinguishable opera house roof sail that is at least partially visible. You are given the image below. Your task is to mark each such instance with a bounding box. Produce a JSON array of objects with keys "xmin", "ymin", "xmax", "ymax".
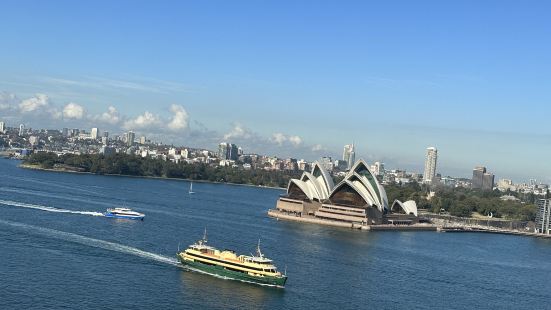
[{"xmin": 286, "ymin": 159, "xmax": 389, "ymax": 212}]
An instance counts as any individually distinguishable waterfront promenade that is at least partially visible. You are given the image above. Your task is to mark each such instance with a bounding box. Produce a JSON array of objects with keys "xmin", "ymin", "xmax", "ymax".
[{"xmin": 268, "ymin": 209, "xmax": 551, "ymax": 239}]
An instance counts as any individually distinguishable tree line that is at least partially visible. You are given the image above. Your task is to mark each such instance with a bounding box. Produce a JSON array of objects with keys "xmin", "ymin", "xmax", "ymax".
[{"xmin": 23, "ymin": 152, "xmax": 301, "ymax": 188}]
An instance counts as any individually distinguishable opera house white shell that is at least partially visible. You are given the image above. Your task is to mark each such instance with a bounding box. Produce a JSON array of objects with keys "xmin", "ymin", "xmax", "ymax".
[{"xmin": 285, "ymin": 159, "xmax": 389, "ymax": 212}]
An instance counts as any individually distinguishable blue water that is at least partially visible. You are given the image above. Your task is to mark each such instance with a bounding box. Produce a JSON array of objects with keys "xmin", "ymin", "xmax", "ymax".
[{"xmin": 1, "ymin": 158, "xmax": 550, "ymax": 309}]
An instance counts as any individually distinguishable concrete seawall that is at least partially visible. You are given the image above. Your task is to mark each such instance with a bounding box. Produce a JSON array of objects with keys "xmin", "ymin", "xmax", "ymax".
[{"xmin": 267, "ymin": 210, "xmax": 438, "ymax": 231}]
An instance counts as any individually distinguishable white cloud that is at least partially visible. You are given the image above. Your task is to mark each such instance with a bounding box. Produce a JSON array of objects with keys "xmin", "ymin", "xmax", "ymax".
[
  {"xmin": 0, "ymin": 92, "xmax": 18, "ymax": 110},
  {"xmin": 223, "ymin": 123, "xmax": 254, "ymax": 140},
  {"xmin": 167, "ymin": 104, "xmax": 189, "ymax": 131},
  {"xmin": 271, "ymin": 133, "xmax": 287, "ymax": 145},
  {"xmin": 62, "ymin": 102, "xmax": 85, "ymax": 119},
  {"xmin": 289, "ymin": 135, "xmax": 302, "ymax": 146},
  {"xmin": 271, "ymin": 133, "xmax": 303, "ymax": 147},
  {"xmin": 93, "ymin": 106, "xmax": 121, "ymax": 125},
  {"xmin": 18, "ymin": 94, "xmax": 61, "ymax": 119},
  {"xmin": 312, "ymin": 144, "xmax": 325, "ymax": 152},
  {"xmin": 19, "ymin": 94, "xmax": 50, "ymax": 113},
  {"xmin": 123, "ymin": 111, "xmax": 162, "ymax": 130}
]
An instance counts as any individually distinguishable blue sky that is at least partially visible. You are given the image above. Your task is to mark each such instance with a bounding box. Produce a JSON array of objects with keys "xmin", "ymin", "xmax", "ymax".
[{"xmin": 1, "ymin": 0, "xmax": 550, "ymax": 182}]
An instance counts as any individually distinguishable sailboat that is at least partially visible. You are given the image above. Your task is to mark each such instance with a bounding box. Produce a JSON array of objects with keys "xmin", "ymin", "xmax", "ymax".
[{"xmin": 189, "ymin": 182, "xmax": 195, "ymax": 194}]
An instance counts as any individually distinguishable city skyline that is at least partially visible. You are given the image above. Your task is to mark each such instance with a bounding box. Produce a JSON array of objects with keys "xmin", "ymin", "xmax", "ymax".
[{"xmin": 1, "ymin": 1, "xmax": 551, "ymax": 182}]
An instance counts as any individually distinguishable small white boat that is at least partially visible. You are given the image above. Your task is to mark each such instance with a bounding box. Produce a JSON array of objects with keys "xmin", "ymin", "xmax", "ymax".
[
  {"xmin": 189, "ymin": 182, "xmax": 195, "ymax": 194},
  {"xmin": 104, "ymin": 207, "xmax": 145, "ymax": 220}
]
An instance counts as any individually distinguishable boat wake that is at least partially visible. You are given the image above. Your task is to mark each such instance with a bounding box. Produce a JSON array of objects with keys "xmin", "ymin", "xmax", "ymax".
[
  {"xmin": 0, "ymin": 219, "xmax": 180, "ymax": 267},
  {"xmin": 0, "ymin": 199, "xmax": 105, "ymax": 217}
]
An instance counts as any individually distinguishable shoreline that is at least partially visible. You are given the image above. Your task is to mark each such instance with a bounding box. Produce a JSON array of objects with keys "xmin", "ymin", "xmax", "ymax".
[
  {"xmin": 267, "ymin": 209, "xmax": 551, "ymax": 239},
  {"xmin": 18, "ymin": 163, "xmax": 286, "ymax": 191}
]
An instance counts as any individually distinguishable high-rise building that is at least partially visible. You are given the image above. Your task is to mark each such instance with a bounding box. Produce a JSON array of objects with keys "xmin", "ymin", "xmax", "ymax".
[
  {"xmin": 61, "ymin": 128, "xmax": 69, "ymax": 137},
  {"xmin": 482, "ymin": 173, "xmax": 495, "ymax": 191},
  {"xmin": 218, "ymin": 142, "xmax": 239, "ymax": 160},
  {"xmin": 126, "ymin": 131, "xmax": 135, "ymax": 146},
  {"xmin": 472, "ymin": 167, "xmax": 486, "ymax": 189},
  {"xmin": 374, "ymin": 161, "xmax": 385, "ymax": 176},
  {"xmin": 91, "ymin": 128, "xmax": 99, "ymax": 140},
  {"xmin": 218, "ymin": 142, "xmax": 228, "ymax": 160},
  {"xmin": 229, "ymin": 144, "xmax": 239, "ymax": 160},
  {"xmin": 472, "ymin": 166, "xmax": 494, "ymax": 190},
  {"xmin": 0, "ymin": 121, "xmax": 5, "ymax": 133},
  {"xmin": 319, "ymin": 156, "xmax": 334, "ymax": 172},
  {"xmin": 423, "ymin": 147, "xmax": 438, "ymax": 184},
  {"xmin": 535, "ymin": 199, "xmax": 551, "ymax": 234},
  {"xmin": 139, "ymin": 136, "xmax": 146, "ymax": 145},
  {"xmin": 18, "ymin": 124, "xmax": 25, "ymax": 136},
  {"xmin": 343, "ymin": 144, "xmax": 355, "ymax": 170}
]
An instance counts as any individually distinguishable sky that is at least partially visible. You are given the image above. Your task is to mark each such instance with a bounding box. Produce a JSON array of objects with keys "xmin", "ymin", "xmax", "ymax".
[{"xmin": 1, "ymin": 0, "xmax": 550, "ymax": 183}]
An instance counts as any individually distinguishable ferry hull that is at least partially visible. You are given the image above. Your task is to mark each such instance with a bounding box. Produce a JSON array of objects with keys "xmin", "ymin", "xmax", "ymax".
[
  {"xmin": 104, "ymin": 213, "xmax": 144, "ymax": 220},
  {"xmin": 177, "ymin": 255, "xmax": 287, "ymax": 287}
]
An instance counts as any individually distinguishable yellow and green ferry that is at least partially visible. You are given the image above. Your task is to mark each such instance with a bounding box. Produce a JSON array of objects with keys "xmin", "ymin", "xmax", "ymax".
[{"xmin": 177, "ymin": 231, "xmax": 287, "ymax": 287}]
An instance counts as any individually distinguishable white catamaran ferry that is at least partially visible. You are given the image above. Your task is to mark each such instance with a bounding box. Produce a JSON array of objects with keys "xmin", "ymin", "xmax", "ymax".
[{"xmin": 104, "ymin": 208, "xmax": 145, "ymax": 220}]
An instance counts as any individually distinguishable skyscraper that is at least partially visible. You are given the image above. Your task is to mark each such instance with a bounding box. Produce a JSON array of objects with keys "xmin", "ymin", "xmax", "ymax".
[
  {"xmin": 482, "ymin": 173, "xmax": 495, "ymax": 191},
  {"xmin": 535, "ymin": 199, "xmax": 551, "ymax": 234},
  {"xmin": 472, "ymin": 167, "xmax": 486, "ymax": 189},
  {"xmin": 423, "ymin": 147, "xmax": 438, "ymax": 184},
  {"xmin": 0, "ymin": 121, "xmax": 5, "ymax": 133},
  {"xmin": 218, "ymin": 142, "xmax": 228, "ymax": 160},
  {"xmin": 126, "ymin": 131, "xmax": 135, "ymax": 146},
  {"xmin": 91, "ymin": 128, "xmax": 99, "ymax": 140},
  {"xmin": 472, "ymin": 166, "xmax": 494, "ymax": 190},
  {"xmin": 343, "ymin": 144, "xmax": 355, "ymax": 170},
  {"xmin": 19, "ymin": 124, "xmax": 25, "ymax": 136}
]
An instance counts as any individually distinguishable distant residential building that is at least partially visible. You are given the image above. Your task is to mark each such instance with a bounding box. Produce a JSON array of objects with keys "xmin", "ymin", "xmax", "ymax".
[
  {"xmin": 218, "ymin": 142, "xmax": 239, "ymax": 160},
  {"xmin": 100, "ymin": 146, "xmax": 116, "ymax": 156},
  {"xmin": 229, "ymin": 144, "xmax": 238, "ymax": 160},
  {"xmin": 0, "ymin": 121, "xmax": 5, "ymax": 133},
  {"xmin": 125, "ymin": 131, "xmax": 135, "ymax": 146},
  {"xmin": 342, "ymin": 144, "xmax": 355, "ymax": 170},
  {"xmin": 482, "ymin": 173, "xmax": 495, "ymax": 191},
  {"xmin": 497, "ymin": 179, "xmax": 514, "ymax": 192},
  {"xmin": 102, "ymin": 131, "xmax": 109, "ymax": 138},
  {"xmin": 440, "ymin": 177, "xmax": 457, "ymax": 187},
  {"xmin": 19, "ymin": 124, "xmax": 25, "ymax": 136},
  {"xmin": 535, "ymin": 199, "xmax": 551, "ymax": 234},
  {"xmin": 61, "ymin": 127, "xmax": 69, "ymax": 136},
  {"xmin": 423, "ymin": 147, "xmax": 438, "ymax": 184},
  {"xmin": 139, "ymin": 136, "xmax": 146, "ymax": 145},
  {"xmin": 334, "ymin": 159, "xmax": 348, "ymax": 171},
  {"xmin": 472, "ymin": 167, "xmax": 486, "ymax": 189},
  {"xmin": 218, "ymin": 143, "xmax": 228, "ymax": 160},
  {"xmin": 101, "ymin": 136, "xmax": 108, "ymax": 145},
  {"xmin": 91, "ymin": 128, "xmax": 99, "ymax": 140},
  {"xmin": 319, "ymin": 156, "xmax": 334, "ymax": 172},
  {"xmin": 29, "ymin": 136, "xmax": 39, "ymax": 146},
  {"xmin": 297, "ymin": 159, "xmax": 309, "ymax": 171},
  {"xmin": 472, "ymin": 166, "xmax": 494, "ymax": 191},
  {"xmin": 181, "ymin": 148, "xmax": 189, "ymax": 159},
  {"xmin": 374, "ymin": 161, "xmax": 385, "ymax": 176}
]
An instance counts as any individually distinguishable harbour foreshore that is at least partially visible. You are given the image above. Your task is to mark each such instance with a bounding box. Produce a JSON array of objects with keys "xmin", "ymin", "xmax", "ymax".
[
  {"xmin": 267, "ymin": 209, "xmax": 438, "ymax": 231},
  {"xmin": 268, "ymin": 209, "xmax": 551, "ymax": 238}
]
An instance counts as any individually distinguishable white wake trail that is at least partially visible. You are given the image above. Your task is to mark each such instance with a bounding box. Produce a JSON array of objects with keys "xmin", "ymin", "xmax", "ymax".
[
  {"xmin": 0, "ymin": 219, "xmax": 180, "ymax": 267},
  {"xmin": 0, "ymin": 199, "xmax": 105, "ymax": 217}
]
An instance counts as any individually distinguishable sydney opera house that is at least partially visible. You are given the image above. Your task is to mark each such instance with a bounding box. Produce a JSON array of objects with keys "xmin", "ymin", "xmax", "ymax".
[{"xmin": 273, "ymin": 159, "xmax": 419, "ymax": 226}]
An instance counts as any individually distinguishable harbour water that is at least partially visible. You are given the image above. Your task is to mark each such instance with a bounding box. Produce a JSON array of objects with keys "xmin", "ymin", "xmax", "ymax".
[{"xmin": 1, "ymin": 158, "xmax": 550, "ymax": 309}]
